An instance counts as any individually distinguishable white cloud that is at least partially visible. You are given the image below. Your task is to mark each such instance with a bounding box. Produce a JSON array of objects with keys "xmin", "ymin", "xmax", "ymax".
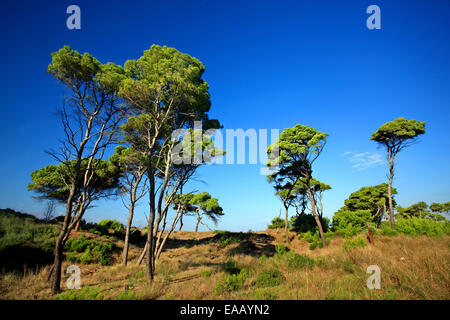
[{"xmin": 343, "ymin": 151, "xmax": 385, "ymax": 171}]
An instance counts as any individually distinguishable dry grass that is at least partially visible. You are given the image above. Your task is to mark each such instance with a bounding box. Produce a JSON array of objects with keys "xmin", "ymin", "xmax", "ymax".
[{"xmin": 1, "ymin": 230, "xmax": 449, "ymax": 300}]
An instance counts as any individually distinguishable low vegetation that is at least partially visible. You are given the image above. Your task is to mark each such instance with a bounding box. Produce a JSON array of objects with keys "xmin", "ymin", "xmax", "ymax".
[{"xmin": 0, "ymin": 208, "xmax": 449, "ymax": 300}]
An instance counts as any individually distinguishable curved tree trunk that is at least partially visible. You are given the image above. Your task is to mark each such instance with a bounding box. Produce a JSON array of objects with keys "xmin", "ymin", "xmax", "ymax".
[
  {"xmin": 122, "ymin": 203, "xmax": 134, "ymax": 266},
  {"xmin": 195, "ymin": 211, "xmax": 201, "ymax": 233},
  {"xmin": 51, "ymin": 185, "xmax": 75, "ymax": 294},
  {"xmin": 388, "ymin": 160, "xmax": 396, "ymax": 229},
  {"xmin": 307, "ymin": 187, "xmax": 327, "ymax": 247}
]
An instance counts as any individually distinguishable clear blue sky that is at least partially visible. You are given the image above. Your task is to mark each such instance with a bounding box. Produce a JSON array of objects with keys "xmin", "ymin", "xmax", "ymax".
[{"xmin": 0, "ymin": 0, "xmax": 449, "ymax": 231}]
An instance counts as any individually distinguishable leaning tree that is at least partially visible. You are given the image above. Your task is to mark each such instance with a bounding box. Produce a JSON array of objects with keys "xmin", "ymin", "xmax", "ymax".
[
  {"xmin": 43, "ymin": 45, "xmax": 126, "ymax": 294},
  {"xmin": 371, "ymin": 117, "xmax": 426, "ymax": 229},
  {"xmin": 267, "ymin": 124, "xmax": 329, "ymax": 246},
  {"xmin": 118, "ymin": 45, "xmax": 222, "ymax": 283}
]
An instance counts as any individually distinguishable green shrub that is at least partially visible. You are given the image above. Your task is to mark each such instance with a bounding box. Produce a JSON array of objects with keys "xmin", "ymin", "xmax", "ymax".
[
  {"xmin": 332, "ymin": 209, "xmax": 372, "ymax": 237},
  {"xmin": 380, "ymin": 222, "xmax": 398, "ymax": 236},
  {"xmin": 98, "ymin": 219, "xmax": 124, "ymax": 235},
  {"xmin": 255, "ymin": 269, "xmax": 285, "ymax": 288},
  {"xmin": 215, "ymin": 270, "xmax": 247, "ymax": 294},
  {"xmin": 286, "ymin": 252, "xmax": 315, "ymax": 269},
  {"xmin": 275, "ymin": 244, "xmax": 288, "ymax": 255},
  {"xmin": 395, "ymin": 218, "xmax": 450, "ymax": 237},
  {"xmin": 267, "ymin": 217, "xmax": 285, "ymax": 229},
  {"xmin": 57, "ymin": 286, "xmax": 104, "ymax": 300},
  {"xmin": 290, "ymin": 214, "xmax": 330, "ymax": 233},
  {"xmin": 223, "ymin": 259, "xmax": 240, "ymax": 275},
  {"xmin": 201, "ymin": 269, "xmax": 213, "ymax": 278},
  {"xmin": 64, "ymin": 236, "xmax": 115, "ymax": 265}
]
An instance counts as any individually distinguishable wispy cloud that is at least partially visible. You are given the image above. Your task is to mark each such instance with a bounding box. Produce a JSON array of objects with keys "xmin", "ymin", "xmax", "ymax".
[{"xmin": 343, "ymin": 151, "xmax": 385, "ymax": 171}]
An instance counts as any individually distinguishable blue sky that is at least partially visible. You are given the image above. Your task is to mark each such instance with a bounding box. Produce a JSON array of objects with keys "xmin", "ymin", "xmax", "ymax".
[{"xmin": 0, "ymin": 0, "xmax": 449, "ymax": 231}]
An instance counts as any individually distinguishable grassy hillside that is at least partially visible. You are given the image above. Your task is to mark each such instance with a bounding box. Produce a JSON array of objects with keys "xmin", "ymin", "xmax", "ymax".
[{"xmin": 0, "ymin": 209, "xmax": 449, "ymax": 300}]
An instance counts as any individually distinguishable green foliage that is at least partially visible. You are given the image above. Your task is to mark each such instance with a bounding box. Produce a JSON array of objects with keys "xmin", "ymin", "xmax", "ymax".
[
  {"xmin": 267, "ymin": 217, "xmax": 285, "ymax": 229},
  {"xmin": 332, "ymin": 209, "xmax": 372, "ymax": 237},
  {"xmin": 298, "ymin": 230, "xmax": 333, "ymax": 248},
  {"xmin": 371, "ymin": 117, "xmax": 426, "ymax": 145},
  {"xmin": 255, "ymin": 269, "xmax": 285, "ymax": 288},
  {"xmin": 98, "ymin": 219, "xmax": 124, "ymax": 234},
  {"xmin": 56, "ymin": 286, "xmax": 104, "ymax": 300},
  {"xmin": 215, "ymin": 270, "xmax": 247, "ymax": 295},
  {"xmin": 28, "ymin": 159, "xmax": 122, "ymax": 204},
  {"xmin": 290, "ymin": 214, "xmax": 330, "ymax": 233},
  {"xmin": 396, "ymin": 202, "xmax": 445, "ymax": 221},
  {"xmin": 64, "ymin": 236, "xmax": 115, "ymax": 265},
  {"xmin": 200, "ymin": 269, "xmax": 213, "ymax": 278},
  {"xmin": 343, "ymin": 237, "xmax": 367, "ymax": 250},
  {"xmin": 0, "ymin": 209, "xmax": 56, "ymax": 272},
  {"xmin": 379, "ymin": 223, "xmax": 399, "ymax": 236},
  {"xmin": 275, "ymin": 244, "xmax": 288, "ymax": 255},
  {"xmin": 114, "ymin": 290, "xmax": 142, "ymax": 300},
  {"xmin": 395, "ymin": 218, "xmax": 450, "ymax": 237},
  {"xmin": 223, "ymin": 259, "xmax": 241, "ymax": 275}
]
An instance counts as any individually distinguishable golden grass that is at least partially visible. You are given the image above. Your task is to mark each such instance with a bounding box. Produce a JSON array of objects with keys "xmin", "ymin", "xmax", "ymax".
[{"xmin": 1, "ymin": 231, "xmax": 449, "ymax": 300}]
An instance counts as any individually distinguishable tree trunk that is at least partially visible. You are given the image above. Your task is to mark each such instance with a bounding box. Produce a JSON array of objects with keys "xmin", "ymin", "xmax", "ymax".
[
  {"xmin": 137, "ymin": 241, "xmax": 147, "ymax": 265},
  {"xmin": 146, "ymin": 171, "xmax": 156, "ymax": 284},
  {"xmin": 307, "ymin": 187, "xmax": 327, "ymax": 248},
  {"xmin": 179, "ymin": 215, "xmax": 183, "ymax": 231},
  {"xmin": 195, "ymin": 211, "xmax": 201, "ymax": 233},
  {"xmin": 388, "ymin": 161, "xmax": 396, "ymax": 229},
  {"xmin": 51, "ymin": 185, "xmax": 75, "ymax": 294},
  {"xmin": 122, "ymin": 203, "xmax": 134, "ymax": 267},
  {"xmin": 284, "ymin": 205, "xmax": 289, "ymax": 244}
]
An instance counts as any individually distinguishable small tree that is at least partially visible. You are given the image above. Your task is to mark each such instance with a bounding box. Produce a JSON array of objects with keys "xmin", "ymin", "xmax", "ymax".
[
  {"xmin": 397, "ymin": 201, "xmax": 445, "ymax": 221},
  {"xmin": 267, "ymin": 124, "xmax": 328, "ymax": 246},
  {"xmin": 371, "ymin": 117, "xmax": 426, "ymax": 229},
  {"xmin": 43, "ymin": 200, "xmax": 57, "ymax": 223},
  {"xmin": 341, "ymin": 183, "xmax": 397, "ymax": 227},
  {"xmin": 430, "ymin": 202, "xmax": 450, "ymax": 218},
  {"xmin": 110, "ymin": 146, "xmax": 148, "ymax": 266}
]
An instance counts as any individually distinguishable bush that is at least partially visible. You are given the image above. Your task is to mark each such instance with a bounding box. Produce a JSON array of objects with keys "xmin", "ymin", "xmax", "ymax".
[
  {"xmin": 298, "ymin": 230, "xmax": 332, "ymax": 250},
  {"xmin": 255, "ymin": 269, "xmax": 285, "ymax": 288},
  {"xmin": 223, "ymin": 259, "xmax": 240, "ymax": 275},
  {"xmin": 395, "ymin": 218, "xmax": 450, "ymax": 237},
  {"xmin": 379, "ymin": 222, "xmax": 398, "ymax": 236},
  {"xmin": 215, "ymin": 270, "xmax": 247, "ymax": 294},
  {"xmin": 64, "ymin": 236, "xmax": 115, "ymax": 265},
  {"xmin": 98, "ymin": 219, "xmax": 124, "ymax": 235},
  {"xmin": 286, "ymin": 252, "xmax": 315, "ymax": 269},
  {"xmin": 290, "ymin": 214, "xmax": 330, "ymax": 233},
  {"xmin": 267, "ymin": 217, "xmax": 285, "ymax": 229},
  {"xmin": 332, "ymin": 209, "xmax": 372, "ymax": 237},
  {"xmin": 57, "ymin": 286, "xmax": 104, "ymax": 300}
]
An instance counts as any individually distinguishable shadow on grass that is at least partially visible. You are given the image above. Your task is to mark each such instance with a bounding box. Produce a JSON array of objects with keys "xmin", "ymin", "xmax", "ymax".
[{"xmin": 0, "ymin": 245, "xmax": 54, "ymax": 274}]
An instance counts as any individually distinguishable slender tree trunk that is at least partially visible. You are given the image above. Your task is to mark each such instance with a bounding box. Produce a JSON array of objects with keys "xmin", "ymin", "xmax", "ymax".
[
  {"xmin": 195, "ymin": 211, "xmax": 201, "ymax": 233},
  {"xmin": 284, "ymin": 205, "xmax": 289, "ymax": 243},
  {"xmin": 307, "ymin": 187, "xmax": 327, "ymax": 247},
  {"xmin": 146, "ymin": 172, "xmax": 156, "ymax": 284},
  {"xmin": 388, "ymin": 160, "xmax": 396, "ymax": 229},
  {"xmin": 122, "ymin": 203, "xmax": 134, "ymax": 266},
  {"xmin": 51, "ymin": 185, "xmax": 75, "ymax": 294},
  {"xmin": 137, "ymin": 241, "xmax": 147, "ymax": 265},
  {"xmin": 179, "ymin": 215, "xmax": 183, "ymax": 231}
]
